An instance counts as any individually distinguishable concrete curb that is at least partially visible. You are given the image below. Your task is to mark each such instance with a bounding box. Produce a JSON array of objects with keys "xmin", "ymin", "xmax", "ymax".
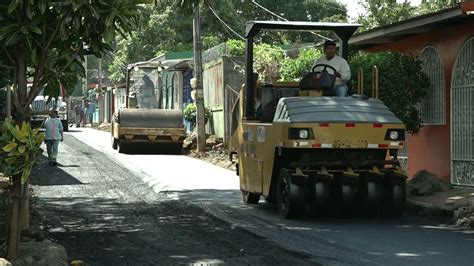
[
  {"xmin": 10, "ymin": 239, "xmax": 67, "ymax": 266},
  {"xmin": 405, "ymin": 198, "xmax": 454, "ymax": 221}
]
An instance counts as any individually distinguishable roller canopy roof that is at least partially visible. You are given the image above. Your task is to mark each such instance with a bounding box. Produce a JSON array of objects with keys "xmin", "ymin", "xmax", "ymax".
[
  {"xmin": 273, "ymin": 96, "xmax": 403, "ymax": 124},
  {"xmin": 245, "ymin": 21, "xmax": 360, "ymax": 38}
]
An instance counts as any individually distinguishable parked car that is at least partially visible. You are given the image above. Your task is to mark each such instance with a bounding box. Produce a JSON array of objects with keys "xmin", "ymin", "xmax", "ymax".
[{"xmin": 30, "ymin": 96, "xmax": 69, "ymax": 131}]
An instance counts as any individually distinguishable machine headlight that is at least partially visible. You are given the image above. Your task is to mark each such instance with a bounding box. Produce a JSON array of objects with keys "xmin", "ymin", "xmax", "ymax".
[
  {"xmin": 298, "ymin": 129, "xmax": 309, "ymax": 139},
  {"xmin": 289, "ymin": 128, "xmax": 314, "ymax": 140},
  {"xmin": 384, "ymin": 129, "xmax": 405, "ymax": 141},
  {"xmin": 389, "ymin": 130, "xmax": 399, "ymax": 140}
]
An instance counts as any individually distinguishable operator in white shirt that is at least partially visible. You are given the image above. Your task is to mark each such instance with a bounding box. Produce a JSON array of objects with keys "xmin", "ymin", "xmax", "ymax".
[{"xmin": 312, "ymin": 40, "xmax": 351, "ymax": 96}]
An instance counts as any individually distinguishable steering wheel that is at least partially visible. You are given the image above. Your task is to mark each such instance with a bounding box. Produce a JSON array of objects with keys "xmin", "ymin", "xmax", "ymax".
[
  {"xmin": 311, "ymin": 63, "xmax": 337, "ymax": 75},
  {"xmin": 310, "ymin": 64, "xmax": 337, "ymax": 93}
]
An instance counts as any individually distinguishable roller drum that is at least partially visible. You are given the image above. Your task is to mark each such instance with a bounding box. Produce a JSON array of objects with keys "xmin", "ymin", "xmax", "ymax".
[{"xmin": 118, "ymin": 109, "xmax": 183, "ymax": 128}]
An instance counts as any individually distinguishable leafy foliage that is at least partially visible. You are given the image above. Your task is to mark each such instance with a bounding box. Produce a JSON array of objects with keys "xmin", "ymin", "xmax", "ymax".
[
  {"xmin": 0, "ymin": 1, "xmax": 143, "ymax": 122},
  {"xmin": 108, "ymin": 0, "xmax": 348, "ymax": 82},
  {"xmin": 223, "ymin": 39, "xmax": 322, "ymax": 83},
  {"xmin": 417, "ymin": 0, "xmax": 459, "ymax": 14},
  {"xmin": 254, "ymin": 44, "xmax": 285, "ymax": 82},
  {"xmin": 280, "ymin": 48, "xmax": 322, "ymax": 82},
  {"xmin": 0, "ymin": 120, "xmax": 45, "ymax": 184},
  {"xmin": 225, "ymin": 39, "xmax": 245, "ymax": 57},
  {"xmin": 356, "ymin": 0, "xmax": 414, "ymax": 31},
  {"xmin": 357, "ymin": 0, "xmax": 458, "ymax": 31},
  {"xmin": 184, "ymin": 103, "xmax": 212, "ymax": 130},
  {"xmin": 349, "ymin": 52, "xmax": 428, "ymax": 133}
]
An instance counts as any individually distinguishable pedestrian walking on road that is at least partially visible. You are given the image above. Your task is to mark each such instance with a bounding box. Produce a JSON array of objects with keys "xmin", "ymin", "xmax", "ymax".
[
  {"xmin": 43, "ymin": 109, "xmax": 63, "ymax": 166},
  {"xmin": 73, "ymin": 102, "xmax": 84, "ymax": 127},
  {"xmin": 84, "ymin": 100, "xmax": 95, "ymax": 125}
]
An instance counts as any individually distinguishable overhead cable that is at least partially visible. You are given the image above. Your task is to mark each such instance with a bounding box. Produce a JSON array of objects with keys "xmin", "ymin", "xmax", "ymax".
[
  {"xmin": 250, "ymin": 0, "xmax": 332, "ymax": 41},
  {"xmin": 207, "ymin": 4, "xmax": 245, "ymax": 40}
]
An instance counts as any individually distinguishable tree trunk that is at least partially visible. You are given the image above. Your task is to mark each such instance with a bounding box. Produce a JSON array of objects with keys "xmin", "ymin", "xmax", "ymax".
[
  {"xmin": 15, "ymin": 44, "xmax": 30, "ymax": 241},
  {"xmin": 20, "ymin": 180, "xmax": 29, "ymax": 231},
  {"xmin": 6, "ymin": 176, "xmax": 22, "ymax": 260},
  {"xmin": 15, "ymin": 43, "xmax": 29, "ymax": 124}
]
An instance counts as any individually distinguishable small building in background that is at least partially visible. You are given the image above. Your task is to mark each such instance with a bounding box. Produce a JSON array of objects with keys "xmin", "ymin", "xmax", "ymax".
[{"xmin": 203, "ymin": 52, "xmax": 245, "ymax": 145}]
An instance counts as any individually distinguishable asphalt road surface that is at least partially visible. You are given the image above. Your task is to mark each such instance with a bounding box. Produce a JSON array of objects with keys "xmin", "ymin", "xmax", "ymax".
[{"xmin": 30, "ymin": 128, "xmax": 474, "ymax": 265}]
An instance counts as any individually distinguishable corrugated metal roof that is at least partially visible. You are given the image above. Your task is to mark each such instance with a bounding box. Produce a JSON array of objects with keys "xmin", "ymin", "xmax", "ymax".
[{"xmin": 273, "ymin": 96, "xmax": 402, "ymax": 124}]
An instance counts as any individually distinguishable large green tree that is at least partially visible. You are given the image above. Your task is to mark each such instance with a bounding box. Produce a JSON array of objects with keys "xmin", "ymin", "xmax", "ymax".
[
  {"xmin": 0, "ymin": 0, "xmax": 145, "ymax": 123},
  {"xmin": 108, "ymin": 0, "xmax": 348, "ymax": 83},
  {"xmin": 357, "ymin": 0, "xmax": 458, "ymax": 31},
  {"xmin": 0, "ymin": 0, "xmax": 149, "ymax": 259}
]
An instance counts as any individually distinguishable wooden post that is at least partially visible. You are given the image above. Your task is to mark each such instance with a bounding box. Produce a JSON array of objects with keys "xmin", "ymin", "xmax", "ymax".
[
  {"xmin": 6, "ymin": 177, "xmax": 22, "ymax": 259},
  {"xmin": 193, "ymin": 1, "xmax": 206, "ymax": 153},
  {"xmin": 20, "ymin": 180, "xmax": 29, "ymax": 231}
]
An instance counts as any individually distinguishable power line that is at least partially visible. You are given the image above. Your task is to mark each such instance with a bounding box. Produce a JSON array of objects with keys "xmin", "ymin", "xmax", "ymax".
[
  {"xmin": 207, "ymin": 4, "xmax": 245, "ymax": 40},
  {"xmin": 251, "ymin": 0, "xmax": 286, "ymax": 21},
  {"xmin": 250, "ymin": 0, "xmax": 332, "ymax": 41}
]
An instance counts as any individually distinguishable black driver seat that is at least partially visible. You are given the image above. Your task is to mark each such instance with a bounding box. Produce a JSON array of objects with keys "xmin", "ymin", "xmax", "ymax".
[{"xmin": 299, "ymin": 70, "xmax": 335, "ymax": 93}]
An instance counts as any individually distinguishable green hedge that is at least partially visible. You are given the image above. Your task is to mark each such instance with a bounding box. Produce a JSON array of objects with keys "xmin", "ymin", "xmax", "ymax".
[{"xmin": 349, "ymin": 51, "xmax": 428, "ymax": 134}]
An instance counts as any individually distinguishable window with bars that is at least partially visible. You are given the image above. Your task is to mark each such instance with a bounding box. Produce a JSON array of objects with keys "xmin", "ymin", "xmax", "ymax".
[
  {"xmin": 451, "ymin": 37, "xmax": 474, "ymax": 186},
  {"xmin": 419, "ymin": 46, "xmax": 446, "ymax": 125}
]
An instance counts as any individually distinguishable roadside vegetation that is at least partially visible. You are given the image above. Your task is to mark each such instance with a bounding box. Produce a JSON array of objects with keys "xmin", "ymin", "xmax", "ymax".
[{"xmin": 0, "ymin": 0, "xmax": 453, "ymax": 260}]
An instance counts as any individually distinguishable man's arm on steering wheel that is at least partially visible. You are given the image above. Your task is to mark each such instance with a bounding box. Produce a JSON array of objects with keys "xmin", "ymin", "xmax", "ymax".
[{"xmin": 339, "ymin": 59, "xmax": 351, "ymax": 82}]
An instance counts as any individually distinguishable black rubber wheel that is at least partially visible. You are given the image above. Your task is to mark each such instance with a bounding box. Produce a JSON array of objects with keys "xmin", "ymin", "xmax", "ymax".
[
  {"xmin": 117, "ymin": 141, "xmax": 127, "ymax": 154},
  {"xmin": 241, "ymin": 190, "xmax": 260, "ymax": 204},
  {"xmin": 277, "ymin": 168, "xmax": 304, "ymax": 219},
  {"xmin": 366, "ymin": 181, "xmax": 383, "ymax": 217},
  {"xmin": 336, "ymin": 184, "xmax": 359, "ymax": 217},
  {"xmin": 308, "ymin": 181, "xmax": 330, "ymax": 217},
  {"xmin": 174, "ymin": 144, "xmax": 183, "ymax": 154},
  {"xmin": 382, "ymin": 182, "xmax": 406, "ymax": 218},
  {"xmin": 112, "ymin": 136, "xmax": 118, "ymax": 150}
]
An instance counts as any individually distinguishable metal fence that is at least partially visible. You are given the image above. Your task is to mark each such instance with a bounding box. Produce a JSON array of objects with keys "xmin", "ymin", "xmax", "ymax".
[{"xmin": 451, "ymin": 37, "xmax": 474, "ymax": 186}]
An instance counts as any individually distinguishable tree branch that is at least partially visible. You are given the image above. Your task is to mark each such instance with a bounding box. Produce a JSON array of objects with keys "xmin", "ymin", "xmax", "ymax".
[
  {"xmin": 26, "ymin": 78, "xmax": 46, "ymax": 106},
  {"xmin": 3, "ymin": 46, "xmax": 15, "ymax": 65},
  {"xmin": 44, "ymin": 22, "xmax": 61, "ymax": 52},
  {"xmin": 59, "ymin": 47, "xmax": 81, "ymax": 74},
  {"xmin": 0, "ymin": 64, "xmax": 14, "ymax": 70},
  {"xmin": 28, "ymin": 16, "xmax": 56, "ymax": 104}
]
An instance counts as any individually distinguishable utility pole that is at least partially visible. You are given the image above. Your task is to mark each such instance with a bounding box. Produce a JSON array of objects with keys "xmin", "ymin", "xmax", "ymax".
[
  {"xmin": 83, "ymin": 55, "xmax": 88, "ymax": 105},
  {"xmin": 193, "ymin": 1, "xmax": 206, "ymax": 153},
  {"xmin": 98, "ymin": 58, "xmax": 102, "ymax": 95},
  {"xmin": 98, "ymin": 57, "xmax": 104, "ymax": 123}
]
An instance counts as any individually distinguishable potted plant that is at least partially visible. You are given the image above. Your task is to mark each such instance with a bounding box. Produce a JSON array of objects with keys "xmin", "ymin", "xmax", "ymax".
[
  {"xmin": 183, "ymin": 103, "xmax": 212, "ymax": 130},
  {"xmin": 0, "ymin": 119, "xmax": 44, "ymax": 259}
]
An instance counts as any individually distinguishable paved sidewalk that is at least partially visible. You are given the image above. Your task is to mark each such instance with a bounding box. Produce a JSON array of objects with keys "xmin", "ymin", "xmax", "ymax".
[{"xmin": 407, "ymin": 185, "xmax": 474, "ymax": 221}]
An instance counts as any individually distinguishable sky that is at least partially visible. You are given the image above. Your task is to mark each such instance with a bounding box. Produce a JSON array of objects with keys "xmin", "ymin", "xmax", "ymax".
[{"xmin": 338, "ymin": 0, "xmax": 422, "ymax": 19}]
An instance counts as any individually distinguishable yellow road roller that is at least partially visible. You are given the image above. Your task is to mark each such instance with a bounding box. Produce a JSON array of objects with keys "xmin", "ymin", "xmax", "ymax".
[
  {"xmin": 229, "ymin": 21, "xmax": 407, "ymax": 219},
  {"xmin": 111, "ymin": 61, "xmax": 185, "ymax": 154}
]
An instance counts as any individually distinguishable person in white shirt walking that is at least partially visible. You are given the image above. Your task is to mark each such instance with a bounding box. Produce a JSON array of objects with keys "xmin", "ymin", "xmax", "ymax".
[
  {"xmin": 43, "ymin": 109, "xmax": 63, "ymax": 166},
  {"xmin": 312, "ymin": 40, "xmax": 351, "ymax": 96}
]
